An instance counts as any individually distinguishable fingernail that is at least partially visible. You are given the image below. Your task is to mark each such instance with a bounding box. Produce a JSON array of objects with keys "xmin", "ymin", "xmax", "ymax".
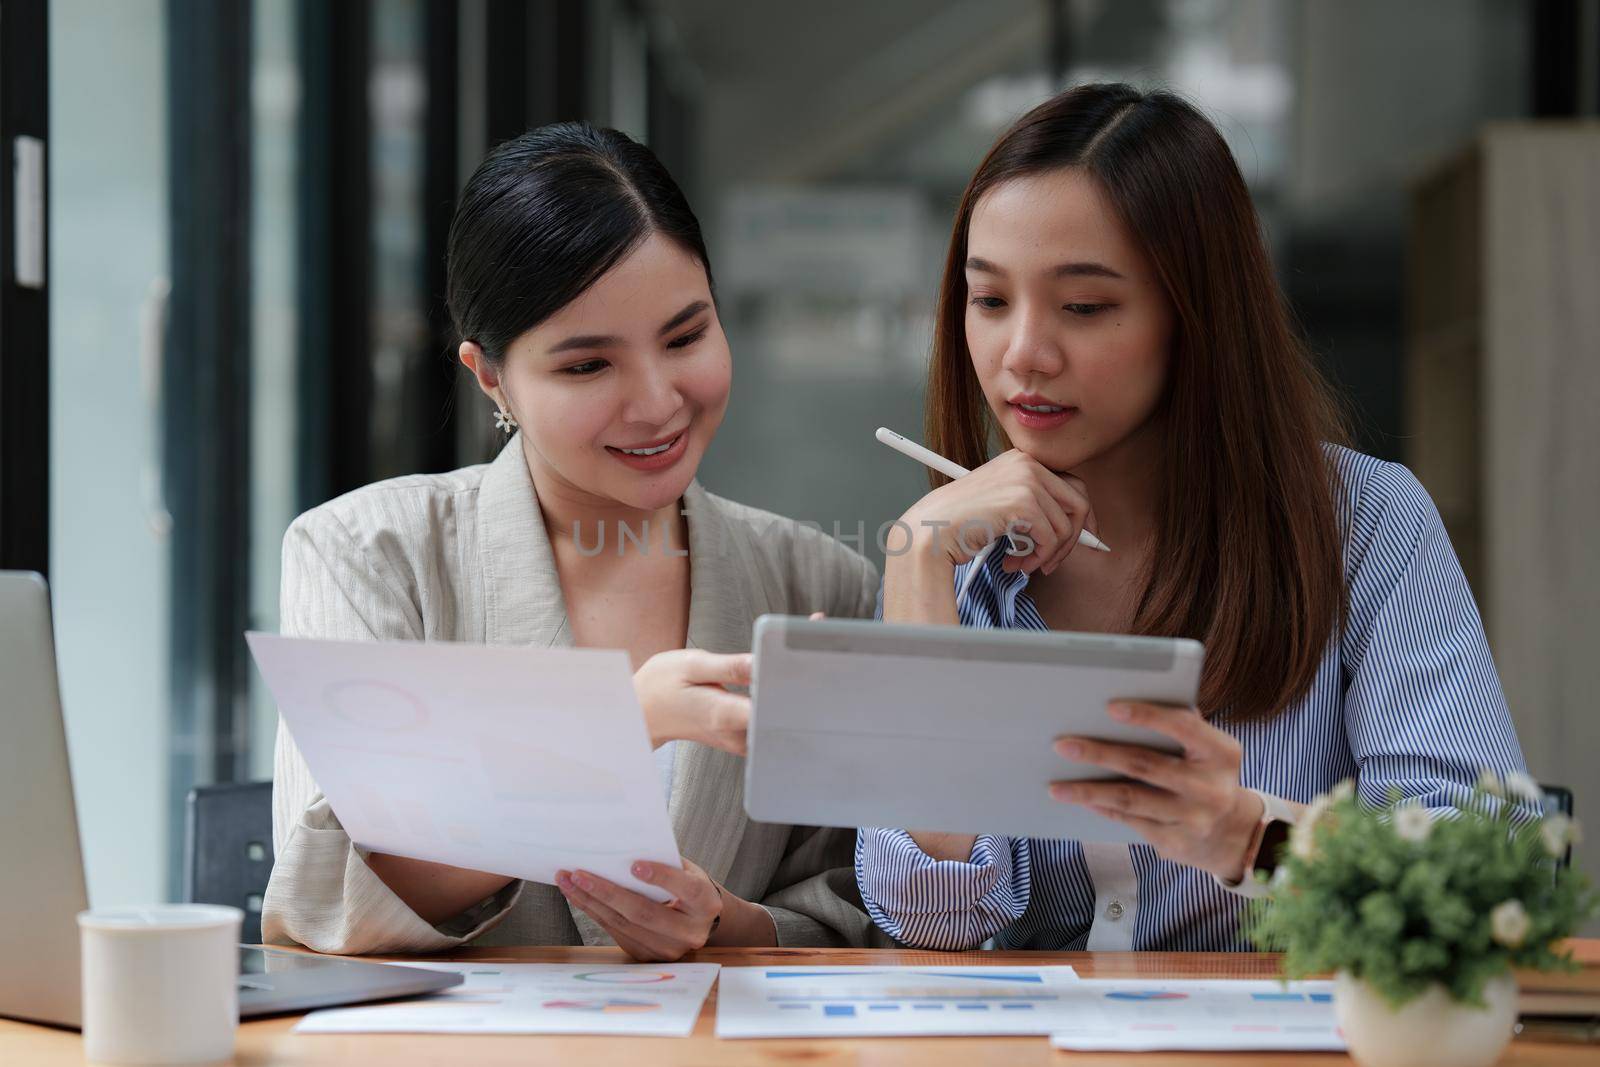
[
  {"xmin": 574, "ymin": 873, "xmax": 593, "ymax": 891},
  {"xmin": 556, "ymin": 872, "xmax": 573, "ymax": 891},
  {"xmin": 1059, "ymin": 740, "xmax": 1084, "ymax": 759},
  {"xmin": 1109, "ymin": 703, "xmax": 1132, "ymax": 721},
  {"xmin": 1051, "ymin": 783, "xmax": 1078, "ymax": 801},
  {"xmin": 631, "ymin": 862, "xmax": 652, "ymax": 880}
]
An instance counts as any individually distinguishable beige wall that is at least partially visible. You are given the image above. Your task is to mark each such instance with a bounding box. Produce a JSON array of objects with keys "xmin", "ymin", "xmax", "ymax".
[
  {"xmin": 1482, "ymin": 126, "xmax": 1600, "ymax": 927},
  {"xmin": 1412, "ymin": 125, "xmax": 1600, "ymax": 930}
]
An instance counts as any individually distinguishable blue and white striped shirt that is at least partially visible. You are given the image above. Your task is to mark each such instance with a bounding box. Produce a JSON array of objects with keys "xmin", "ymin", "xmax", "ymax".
[{"xmin": 855, "ymin": 447, "xmax": 1528, "ymax": 952}]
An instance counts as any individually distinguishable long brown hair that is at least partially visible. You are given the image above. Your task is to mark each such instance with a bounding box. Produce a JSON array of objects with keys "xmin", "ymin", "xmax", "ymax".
[{"xmin": 926, "ymin": 83, "xmax": 1348, "ymax": 721}]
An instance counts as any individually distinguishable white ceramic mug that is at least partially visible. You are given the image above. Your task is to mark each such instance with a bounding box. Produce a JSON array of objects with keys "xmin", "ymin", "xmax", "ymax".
[{"xmin": 77, "ymin": 904, "xmax": 243, "ymax": 1065}]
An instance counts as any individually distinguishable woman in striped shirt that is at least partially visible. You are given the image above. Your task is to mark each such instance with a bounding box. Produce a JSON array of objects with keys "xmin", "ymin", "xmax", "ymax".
[{"xmin": 855, "ymin": 83, "xmax": 1528, "ymax": 952}]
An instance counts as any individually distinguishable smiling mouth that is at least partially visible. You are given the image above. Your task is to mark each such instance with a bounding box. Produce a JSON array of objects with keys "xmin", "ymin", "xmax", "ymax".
[
  {"xmin": 611, "ymin": 437, "xmax": 679, "ymax": 457},
  {"xmin": 603, "ymin": 429, "xmax": 693, "ymax": 468}
]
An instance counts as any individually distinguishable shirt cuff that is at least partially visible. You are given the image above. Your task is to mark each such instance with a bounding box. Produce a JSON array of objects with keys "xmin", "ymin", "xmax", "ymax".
[{"xmin": 855, "ymin": 829, "xmax": 1023, "ymax": 948}]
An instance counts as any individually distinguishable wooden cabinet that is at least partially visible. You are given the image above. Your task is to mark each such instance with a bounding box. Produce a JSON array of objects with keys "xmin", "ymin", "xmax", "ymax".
[{"xmin": 1407, "ymin": 123, "xmax": 1600, "ymax": 930}]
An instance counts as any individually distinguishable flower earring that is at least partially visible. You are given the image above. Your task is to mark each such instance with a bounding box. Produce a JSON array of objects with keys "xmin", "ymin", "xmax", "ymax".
[{"xmin": 493, "ymin": 406, "xmax": 518, "ymax": 434}]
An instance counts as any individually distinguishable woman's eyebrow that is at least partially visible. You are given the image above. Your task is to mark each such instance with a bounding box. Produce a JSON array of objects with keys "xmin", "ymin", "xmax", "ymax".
[
  {"xmin": 964, "ymin": 256, "xmax": 1123, "ymax": 280},
  {"xmin": 658, "ymin": 300, "xmax": 709, "ymax": 335},
  {"xmin": 1052, "ymin": 261, "xmax": 1123, "ymax": 279},
  {"xmin": 549, "ymin": 332, "xmax": 619, "ymax": 354},
  {"xmin": 547, "ymin": 300, "xmax": 711, "ymax": 355}
]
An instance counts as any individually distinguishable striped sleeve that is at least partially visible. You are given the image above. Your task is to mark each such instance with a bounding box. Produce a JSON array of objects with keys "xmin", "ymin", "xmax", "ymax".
[
  {"xmin": 1339, "ymin": 461, "xmax": 1529, "ymax": 812},
  {"xmin": 854, "ymin": 829, "xmax": 1031, "ymax": 949}
]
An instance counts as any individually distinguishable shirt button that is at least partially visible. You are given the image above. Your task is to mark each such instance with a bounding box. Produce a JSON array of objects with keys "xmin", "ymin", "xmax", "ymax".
[{"xmin": 1105, "ymin": 900, "xmax": 1125, "ymax": 921}]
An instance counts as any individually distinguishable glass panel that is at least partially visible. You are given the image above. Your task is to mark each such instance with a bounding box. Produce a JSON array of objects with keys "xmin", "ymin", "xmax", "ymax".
[
  {"xmin": 49, "ymin": 0, "xmax": 172, "ymax": 907},
  {"xmin": 370, "ymin": 0, "xmax": 429, "ymax": 480},
  {"xmin": 248, "ymin": 0, "xmax": 303, "ymax": 781}
]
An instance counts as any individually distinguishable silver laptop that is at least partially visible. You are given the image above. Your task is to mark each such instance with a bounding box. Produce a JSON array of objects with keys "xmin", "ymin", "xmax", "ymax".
[{"xmin": 0, "ymin": 571, "xmax": 460, "ymax": 1028}]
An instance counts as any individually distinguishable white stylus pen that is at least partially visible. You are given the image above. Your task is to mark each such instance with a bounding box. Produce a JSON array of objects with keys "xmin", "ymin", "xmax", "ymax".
[{"xmin": 875, "ymin": 424, "xmax": 1112, "ymax": 557}]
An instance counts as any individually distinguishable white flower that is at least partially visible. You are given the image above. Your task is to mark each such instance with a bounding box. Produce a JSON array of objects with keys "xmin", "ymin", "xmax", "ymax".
[
  {"xmin": 1303, "ymin": 793, "xmax": 1334, "ymax": 828},
  {"xmin": 1289, "ymin": 824, "xmax": 1319, "ymax": 861},
  {"xmin": 1289, "ymin": 795, "xmax": 1332, "ymax": 862},
  {"xmin": 1291, "ymin": 795, "xmax": 1329, "ymax": 853},
  {"xmin": 1540, "ymin": 814, "xmax": 1581, "ymax": 857},
  {"xmin": 1393, "ymin": 805, "xmax": 1433, "ymax": 843},
  {"xmin": 1329, "ymin": 779, "xmax": 1355, "ymax": 803},
  {"xmin": 1504, "ymin": 771, "xmax": 1544, "ymax": 805},
  {"xmin": 1490, "ymin": 900, "xmax": 1530, "ymax": 949},
  {"xmin": 1476, "ymin": 769, "xmax": 1506, "ymax": 798}
]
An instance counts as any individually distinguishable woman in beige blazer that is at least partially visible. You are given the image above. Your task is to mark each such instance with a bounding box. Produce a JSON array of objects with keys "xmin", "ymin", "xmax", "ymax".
[{"xmin": 262, "ymin": 123, "xmax": 880, "ymax": 960}]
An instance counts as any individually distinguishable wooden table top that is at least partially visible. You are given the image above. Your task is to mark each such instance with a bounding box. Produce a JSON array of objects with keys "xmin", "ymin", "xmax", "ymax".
[{"xmin": 3, "ymin": 943, "xmax": 1595, "ymax": 1066}]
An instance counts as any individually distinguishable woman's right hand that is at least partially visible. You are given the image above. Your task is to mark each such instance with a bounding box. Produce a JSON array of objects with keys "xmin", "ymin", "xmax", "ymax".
[
  {"xmin": 897, "ymin": 449, "xmax": 1095, "ymax": 576},
  {"xmin": 634, "ymin": 649, "xmax": 753, "ymax": 755},
  {"xmin": 883, "ymin": 450, "xmax": 1094, "ymax": 626}
]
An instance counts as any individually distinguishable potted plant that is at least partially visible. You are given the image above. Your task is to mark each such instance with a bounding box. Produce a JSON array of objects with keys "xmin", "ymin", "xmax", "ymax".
[{"xmin": 1246, "ymin": 771, "xmax": 1595, "ymax": 1067}]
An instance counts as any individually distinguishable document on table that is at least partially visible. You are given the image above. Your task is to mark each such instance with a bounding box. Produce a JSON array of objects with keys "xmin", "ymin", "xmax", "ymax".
[
  {"xmin": 295, "ymin": 962, "xmax": 720, "ymax": 1037},
  {"xmin": 246, "ymin": 632, "xmax": 679, "ymax": 902},
  {"xmin": 1048, "ymin": 979, "xmax": 1345, "ymax": 1051},
  {"xmin": 715, "ymin": 965, "xmax": 1082, "ymax": 1038}
]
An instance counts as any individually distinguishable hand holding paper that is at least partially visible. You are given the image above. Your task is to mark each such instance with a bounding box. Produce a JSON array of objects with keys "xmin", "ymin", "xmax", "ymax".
[
  {"xmin": 556, "ymin": 858, "xmax": 726, "ymax": 962},
  {"xmin": 247, "ymin": 633, "xmax": 681, "ymax": 902}
]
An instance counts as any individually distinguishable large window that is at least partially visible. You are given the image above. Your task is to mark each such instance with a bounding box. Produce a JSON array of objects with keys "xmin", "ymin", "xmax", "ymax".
[
  {"xmin": 49, "ymin": 0, "xmax": 173, "ymax": 908},
  {"xmin": 249, "ymin": 0, "xmax": 303, "ymax": 781}
]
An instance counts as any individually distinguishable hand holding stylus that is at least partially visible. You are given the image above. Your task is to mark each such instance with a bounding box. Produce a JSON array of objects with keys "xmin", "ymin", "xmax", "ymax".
[
  {"xmin": 875, "ymin": 429, "xmax": 1108, "ymax": 588},
  {"xmin": 876, "ymin": 428, "xmax": 1110, "ymax": 555}
]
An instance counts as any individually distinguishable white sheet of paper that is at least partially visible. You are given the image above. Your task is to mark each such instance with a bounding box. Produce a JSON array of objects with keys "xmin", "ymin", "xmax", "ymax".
[
  {"xmin": 715, "ymin": 965, "xmax": 1081, "ymax": 1038},
  {"xmin": 1049, "ymin": 979, "xmax": 1344, "ymax": 1052},
  {"xmin": 246, "ymin": 632, "xmax": 679, "ymax": 901},
  {"xmin": 294, "ymin": 962, "xmax": 719, "ymax": 1037}
]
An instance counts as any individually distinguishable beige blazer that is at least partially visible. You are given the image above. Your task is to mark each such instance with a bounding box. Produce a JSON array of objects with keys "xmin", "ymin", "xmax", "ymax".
[{"xmin": 262, "ymin": 435, "xmax": 882, "ymax": 955}]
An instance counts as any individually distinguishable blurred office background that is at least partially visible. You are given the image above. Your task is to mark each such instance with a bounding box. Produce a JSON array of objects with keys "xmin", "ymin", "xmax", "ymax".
[{"xmin": 1, "ymin": 0, "xmax": 1596, "ymax": 928}]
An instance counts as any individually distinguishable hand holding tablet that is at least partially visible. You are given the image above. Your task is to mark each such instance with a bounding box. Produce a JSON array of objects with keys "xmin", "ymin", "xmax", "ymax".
[
  {"xmin": 1049, "ymin": 700, "xmax": 1268, "ymax": 882},
  {"xmin": 744, "ymin": 615, "xmax": 1204, "ymax": 845}
]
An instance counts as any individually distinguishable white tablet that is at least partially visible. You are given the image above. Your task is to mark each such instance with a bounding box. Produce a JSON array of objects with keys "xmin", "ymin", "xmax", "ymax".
[{"xmin": 744, "ymin": 615, "xmax": 1205, "ymax": 843}]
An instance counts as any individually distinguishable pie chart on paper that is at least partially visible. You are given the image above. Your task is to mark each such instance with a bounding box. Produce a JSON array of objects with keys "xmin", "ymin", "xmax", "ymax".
[
  {"xmin": 573, "ymin": 970, "xmax": 676, "ymax": 984},
  {"xmin": 542, "ymin": 998, "xmax": 662, "ymax": 1014}
]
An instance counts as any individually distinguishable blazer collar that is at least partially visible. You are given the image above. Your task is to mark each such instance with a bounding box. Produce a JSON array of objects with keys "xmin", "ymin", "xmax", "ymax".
[
  {"xmin": 476, "ymin": 434, "xmax": 572, "ymax": 649},
  {"xmin": 679, "ymin": 480, "xmax": 758, "ymax": 654},
  {"xmin": 669, "ymin": 481, "xmax": 759, "ymax": 884}
]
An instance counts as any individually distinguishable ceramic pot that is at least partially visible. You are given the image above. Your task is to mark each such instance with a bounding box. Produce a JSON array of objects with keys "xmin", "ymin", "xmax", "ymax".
[{"xmin": 1334, "ymin": 970, "xmax": 1517, "ymax": 1067}]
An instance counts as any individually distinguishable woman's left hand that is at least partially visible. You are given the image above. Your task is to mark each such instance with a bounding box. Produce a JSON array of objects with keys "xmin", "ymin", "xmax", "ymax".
[
  {"xmin": 557, "ymin": 859, "xmax": 727, "ymax": 962},
  {"xmin": 1049, "ymin": 701, "xmax": 1264, "ymax": 882}
]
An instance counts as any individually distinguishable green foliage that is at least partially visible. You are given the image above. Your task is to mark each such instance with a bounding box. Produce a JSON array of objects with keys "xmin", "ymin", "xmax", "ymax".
[{"xmin": 1244, "ymin": 774, "xmax": 1597, "ymax": 1008}]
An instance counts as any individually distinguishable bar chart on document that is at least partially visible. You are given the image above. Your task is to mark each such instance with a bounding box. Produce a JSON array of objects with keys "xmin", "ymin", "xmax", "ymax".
[
  {"xmin": 715, "ymin": 965, "xmax": 1082, "ymax": 1037},
  {"xmin": 1049, "ymin": 980, "xmax": 1345, "ymax": 1052}
]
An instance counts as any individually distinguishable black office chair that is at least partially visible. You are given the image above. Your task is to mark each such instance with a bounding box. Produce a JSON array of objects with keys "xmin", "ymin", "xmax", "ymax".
[
  {"xmin": 183, "ymin": 781, "xmax": 275, "ymax": 944},
  {"xmin": 1540, "ymin": 783, "xmax": 1574, "ymax": 871}
]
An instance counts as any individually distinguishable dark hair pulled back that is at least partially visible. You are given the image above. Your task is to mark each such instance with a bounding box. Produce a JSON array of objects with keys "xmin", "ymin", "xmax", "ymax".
[{"xmin": 446, "ymin": 122, "xmax": 712, "ymax": 362}]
